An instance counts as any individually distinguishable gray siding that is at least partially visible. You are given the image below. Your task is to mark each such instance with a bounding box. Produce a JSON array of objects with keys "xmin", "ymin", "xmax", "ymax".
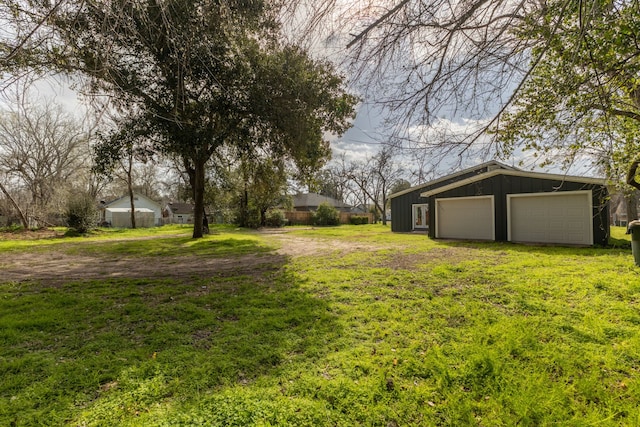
[{"xmin": 391, "ymin": 191, "xmax": 427, "ymax": 232}]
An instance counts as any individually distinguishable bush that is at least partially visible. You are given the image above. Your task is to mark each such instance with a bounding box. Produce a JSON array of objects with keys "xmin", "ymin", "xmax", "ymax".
[
  {"xmin": 245, "ymin": 207, "xmax": 262, "ymax": 229},
  {"xmin": 313, "ymin": 203, "xmax": 340, "ymax": 226},
  {"xmin": 349, "ymin": 215, "xmax": 369, "ymax": 225},
  {"xmin": 66, "ymin": 193, "xmax": 97, "ymax": 234},
  {"xmin": 265, "ymin": 209, "xmax": 287, "ymax": 227}
]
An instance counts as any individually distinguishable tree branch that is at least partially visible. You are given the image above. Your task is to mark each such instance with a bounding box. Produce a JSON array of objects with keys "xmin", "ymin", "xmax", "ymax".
[
  {"xmin": 1, "ymin": 0, "xmax": 66, "ymax": 64},
  {"xmin": 346, "ymin": 0, "xmax": 410, "ymax": 49}
]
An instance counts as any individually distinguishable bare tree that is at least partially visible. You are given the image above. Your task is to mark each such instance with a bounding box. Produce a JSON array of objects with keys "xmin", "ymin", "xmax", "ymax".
[
  {"xmin": 288, "ymin": 0, "xmax": 535, "ymax": 157},
  {"xmin": 0, "ymin": 95, "xmax": 91, "ymax": 226},
  {"xmin": 350, "ymin": 146, "xmax": 404, "ymax": 225},
  {"xmin": 0, "ymin": 177, "xmax": 28, "ymax": 228},
  {"xmin": 372, "ymin": 146, "xmax": 404, "ymax": 224},
  {"xmin": 332, "ymin": 146, "xmax": 404, "ymax": 224},
  {"xmin": 328, "ymin": 154, "xmax": 369, "ymax": 208},
  {"xmin": 93, "ymin": 111, "xmax": 161, "ymax": 229}
]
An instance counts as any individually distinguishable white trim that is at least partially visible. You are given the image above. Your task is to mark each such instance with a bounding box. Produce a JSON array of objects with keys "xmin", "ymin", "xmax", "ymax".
[
  {"xmin": 435, "ymin": 195, "xmax": 495, "ymax": 240},
  {"xmin": 389, "ymin": 160, "xmax": 518, "ymax": 199},
  {"xmin": 412, "ymin": 203, "xmax": 429, "ymax": 229},
  {"xmin": 507, "ymin": 190, "xmax": 593, "ymax": 245},
  {"xmin": 421, "ymin": 169, "xmax": 605, "ymax": 198},
  {"xmin": 105, "ymin": 207, "xmax": 154, "ymax": 213}
]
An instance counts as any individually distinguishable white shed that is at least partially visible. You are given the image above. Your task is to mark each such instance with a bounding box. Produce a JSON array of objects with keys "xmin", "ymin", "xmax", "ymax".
[{"xmin": 100, "ymin": 193, "xmax": 162, "ymax": 228}]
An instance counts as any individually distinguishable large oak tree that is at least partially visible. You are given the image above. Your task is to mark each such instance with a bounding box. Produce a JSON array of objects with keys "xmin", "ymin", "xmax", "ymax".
[{"xmin": 4, "ymin": 0, "xmax": 356, "ymax": 237}]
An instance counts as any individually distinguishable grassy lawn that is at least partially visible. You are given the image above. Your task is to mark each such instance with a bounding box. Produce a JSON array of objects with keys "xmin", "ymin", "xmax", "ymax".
[{"xmin": 1, "ymin": 224, "xmax": 639, "ymax": 426}]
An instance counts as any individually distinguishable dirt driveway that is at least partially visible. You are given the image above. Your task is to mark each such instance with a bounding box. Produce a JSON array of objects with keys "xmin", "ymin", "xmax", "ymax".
[{"xmin": 0, "ymin": 229, "xmax": 383, "ymax": 285}]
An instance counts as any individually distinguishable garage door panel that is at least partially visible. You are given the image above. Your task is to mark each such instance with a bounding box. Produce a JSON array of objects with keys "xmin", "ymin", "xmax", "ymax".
[
  {"xmin": 436, "ymin": 196, "xmax": 494, "ymax": 240},
  {"xmin": 566, "ymin": 207, "xmax": 583, "ymax": 216},
  {"xmin": 509, "ymin": 192, "xmax": 592, "ymax": 245}
]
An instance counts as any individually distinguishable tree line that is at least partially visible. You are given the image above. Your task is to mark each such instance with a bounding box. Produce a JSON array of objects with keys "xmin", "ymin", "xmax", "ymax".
[{"xmin": 0, "ymin": 88, "xmax": 411, "ymax": 229}]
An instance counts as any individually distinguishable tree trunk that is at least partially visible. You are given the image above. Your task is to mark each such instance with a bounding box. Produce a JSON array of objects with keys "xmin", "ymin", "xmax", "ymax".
[
  {"xmin": 125, "ymin": 153, "xmax": 136, "ymax": 228},
  {"xmin": 381, "ymin": 199, "xmax": 387, "ymax": 225},
  {"xmin": 381, "ymin": 184, "xmax": 388, "ymax": 226},
  {"xmin": 202, "ymin": 207, "xmax": 209, "ymax": 233},
  {"xmin": 191, "ymin": 158, "xmax": 206, "ymax": 238},
  {"xmin": 241, "ymin": 187, "xmax": 249, "ymax": 227},
  {"xmin": 627, "ymin": 160, "xmax": 640, "ymax": 191},
  {"xmin": 0, "ymin": 180, "xmax": 29, "ymax": 228},
  {"xmin": 239, "ymin": 162, "xmax": 249, "ymax": 227},
  {"xmin": 626, "ymin": 191, "xmax": 639, "ymax": 222},
  {"xmin": 128, "ymin": 182, "xmax": 136, "ymax": 229},
  {"xmin": 260, "ymin": 207, "xmax": 267, "ymax": 227},
  {"xmin": 626, "ymin": 161, "xmax": 640, "ymax": 221}
]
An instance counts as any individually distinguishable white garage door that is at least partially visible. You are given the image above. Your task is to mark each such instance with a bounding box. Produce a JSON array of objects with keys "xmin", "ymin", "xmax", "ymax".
[
  {"xmin": 435, "ymin": 196, "xmax": 495, "ymax": 240},
  {"xmin": 508, "ymin": 191, "xmax": 593, "ymax": 245}
]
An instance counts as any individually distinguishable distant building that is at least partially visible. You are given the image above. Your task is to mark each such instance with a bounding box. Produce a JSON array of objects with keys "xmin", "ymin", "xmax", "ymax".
[
  {"xmin": 99, "ymin": 193, "xmax": 163, "ymax": 228},
  {"xmin": 163, "ymin": 202, "xmax": 195, "ymax": 224},
  {"xmin": 292, "ymin": 193, "xmax": 353, "ymax": 212}
]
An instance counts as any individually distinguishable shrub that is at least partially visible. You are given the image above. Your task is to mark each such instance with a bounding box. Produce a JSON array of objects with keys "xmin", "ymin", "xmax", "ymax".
[
  {"xmin": 265, "ymin": 209, "xmax": 287, "ymax": 227},
  {"xmin": 66, "ymin": 193, "xmax": 97, "ymax": 234},
  {"xmin": 349, "ymin": 215, "xmax": 369, "ymax": 225},
  {"xmin": 245, "ymin": 207, "xmax": 262, "ymax": 229},
  {"xmin": 313, "ymin": 203, "xmax": 340, "ymax": 226}
]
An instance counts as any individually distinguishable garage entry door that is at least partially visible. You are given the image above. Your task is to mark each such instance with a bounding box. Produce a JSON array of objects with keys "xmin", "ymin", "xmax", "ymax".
[
  {"xmin": 435, "ymin": 196, "xmax": 495, "ymax": 240},
  {"xmin": 508, "ymin": 191, "xmax": 593, "ymax": 245}
]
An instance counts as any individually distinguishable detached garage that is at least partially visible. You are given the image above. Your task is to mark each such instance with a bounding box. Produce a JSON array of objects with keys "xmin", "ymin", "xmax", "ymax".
[{"xmin": 390, "ymin": 161, "xmax": 610, "ymax": 246}]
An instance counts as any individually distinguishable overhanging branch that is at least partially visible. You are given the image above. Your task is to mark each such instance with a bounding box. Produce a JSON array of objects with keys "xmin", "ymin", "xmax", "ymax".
[{"xmin": 346, "ymin": 0, "xmax": 410, "ymax": 49}]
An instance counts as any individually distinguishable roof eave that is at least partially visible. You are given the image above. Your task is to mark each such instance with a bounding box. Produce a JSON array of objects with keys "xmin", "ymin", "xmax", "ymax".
[
  {"xmin": 420, "ymin": 169, "xmax": 606, "ymax": 198},
  {"xmin": 389, "ymin": 160, "xmax": 519, "ymax": 200}
]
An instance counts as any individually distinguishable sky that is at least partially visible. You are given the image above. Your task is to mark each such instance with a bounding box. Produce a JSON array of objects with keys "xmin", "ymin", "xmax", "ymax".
[{"xmin": 331, "ymin": 102, "xmax": 388, "ymax": 161}]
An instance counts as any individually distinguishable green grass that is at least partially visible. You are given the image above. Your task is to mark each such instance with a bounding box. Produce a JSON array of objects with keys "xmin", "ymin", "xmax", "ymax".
[
  {"xmin": 1, "ymin": 225, "xmax": 639, "ymax": 426},
  {"xmin": 0, "ymin": 225, "xmax": 271, "ymax": 258}
]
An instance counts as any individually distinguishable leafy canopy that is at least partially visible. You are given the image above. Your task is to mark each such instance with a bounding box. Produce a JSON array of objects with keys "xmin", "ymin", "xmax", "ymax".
[
  {"xmin": 496, "ymin": 0, "xmax": 640, "ymax": 186},
  {"xmin": 5, "ymin": 0, "xmax": 356, "ymax": 236}
]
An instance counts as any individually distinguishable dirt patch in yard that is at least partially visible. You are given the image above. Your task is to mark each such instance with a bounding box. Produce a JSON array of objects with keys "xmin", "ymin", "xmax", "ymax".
[
  {"xmin": 1, "ymin": 228, "xmax": 494, "ymax": 285},
  {"xmin": 270, "ymin": 234, "xmax": 385, "ymax": 258},
  {"xmin": 0, "ymin": 228, "xmax": 64, "ymax": 240},
  {"xmin": 0, "ymin": 250, "xmax": 287, "ymax": 285},
  {"xmin": 0, "ymin": 229, "xmax": 388, "ymax": 285}
]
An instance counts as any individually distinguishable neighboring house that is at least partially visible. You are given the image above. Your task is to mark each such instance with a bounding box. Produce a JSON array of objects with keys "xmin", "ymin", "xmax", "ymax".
[
  {"xmin": 163, "ymin": 202, "xmax": 195, "ymax": 224},
  {"xmin": 99, "ymin": 193, "xmax": 163, "ymax": 228},
  {"xmin": 292, "ymin": 193, "xmax": 352, "ymax": 212},
  {"xmin": 350, "ymin": 204, "xmax": 370, "ymax": 214},
  {"xmin": 609, "ymin": 193, "xmax": 628, "ymax": 227},
  {"xmin": 609, "ymin": 191, "xmax": 640, "ymax": 227},
  {"xmin": 389, "ymin": 161, "xmax": 609, "ymax": 246}
]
